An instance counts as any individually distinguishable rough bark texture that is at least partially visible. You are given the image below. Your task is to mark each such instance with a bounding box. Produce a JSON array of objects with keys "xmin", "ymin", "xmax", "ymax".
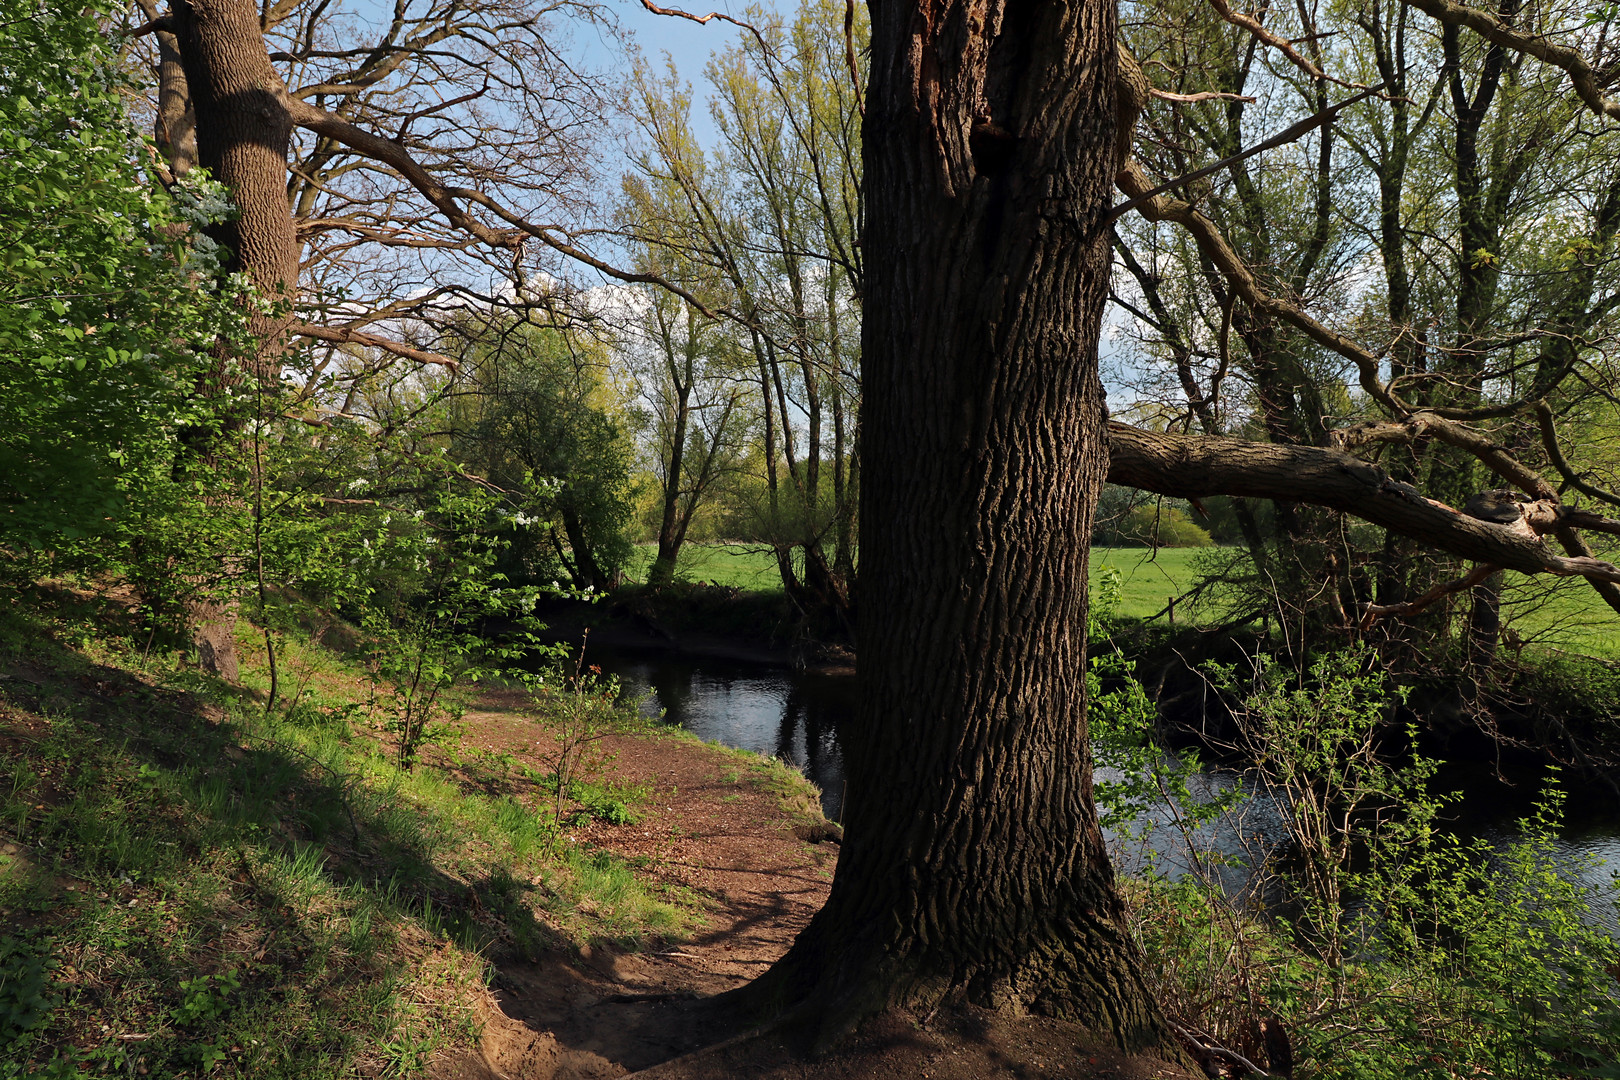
[
  {"xmin": 746, "ymin": 0, "xmax": 1167, "ymax": 1053},
  {"xmin": 172, "ymin": 0, "xmax": 300, "ymax": 377},
  {"xmin": 170, "ymin": 0, "xmax": 302, "ymax": 677}
]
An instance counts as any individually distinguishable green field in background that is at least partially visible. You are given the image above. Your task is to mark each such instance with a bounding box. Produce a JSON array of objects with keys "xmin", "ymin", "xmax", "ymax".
[
  {"xmin": 1089, "ymin": 547, "xmax": 1206, "ymax": 621},
  {"xmin": 629, "ymin": 542, "xmax": 785, "ymax": 591},
  {"xmin": 1501, "ymin": 574, "xmax": 1620, "ymax": 659},
  {"xmin": 629, "ymin": 542, "xmax": 1620, "ymax": 659}
]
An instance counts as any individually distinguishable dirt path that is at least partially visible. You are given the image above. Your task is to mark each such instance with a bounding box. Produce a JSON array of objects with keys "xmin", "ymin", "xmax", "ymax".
[{"xmin": 431, "ymin": 695, "xmax": 1197, "ymax": 1080}]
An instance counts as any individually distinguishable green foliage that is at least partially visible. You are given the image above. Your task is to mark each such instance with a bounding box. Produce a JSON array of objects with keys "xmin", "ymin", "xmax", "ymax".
[
  {"xmin": 1207, "ymin": 648, "xmax": 1430, "ymax": 964},
  {"xmin": 1110, "ymin": 646, "xmax": 1620, "ymax": 1078},
  {"xmin": 170, "ymin": 968, "xmax": 242, "ymax": 1027},
  {"xmin": 447, "ymin": 318, "xmax": 638, "ymax": 591},
  {"xmin": 528, "ymin": 656, "xmax": 655, "ymax": 828},
  {"xmin": 0, "ymin": 0, "xmax": 245, "ymax": 551},
  {"xmin": 0, "ymin": 604, "xmax": 692, "ymax": 1078},
  {"xmin": 0, "ymin": 934, "xmax": 54, "ymax": 1046},
  {"xmin": 1094, "ymin": 487, "xmax": 1213, "ymax": 548},
  {"xmin": 355, "ymin": 489, "xmax": 544, "ymax": 770}
]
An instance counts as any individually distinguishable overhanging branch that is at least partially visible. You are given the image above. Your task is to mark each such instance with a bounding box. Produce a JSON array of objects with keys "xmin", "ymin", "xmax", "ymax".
[
  {"xmin": 1400, "ymin": 0, "xmax": 1620, "ymax": 121},
  {"xmin": 1107, "ymin": 423, "xmax": 1620, "ymax": 591}
]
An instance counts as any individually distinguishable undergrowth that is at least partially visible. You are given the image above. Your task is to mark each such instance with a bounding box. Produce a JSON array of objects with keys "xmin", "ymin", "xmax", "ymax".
[
  {"xmin": 0, "ymin": 585, "xmax": 698, "ymax": 1078},
  {"xmin": 1089, "ymin": 566, "xmax": 1620, "ymax": 1078}
]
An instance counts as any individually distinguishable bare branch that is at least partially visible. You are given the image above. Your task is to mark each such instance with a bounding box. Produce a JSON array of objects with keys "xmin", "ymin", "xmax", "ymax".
[
  {"xmin": 1401, "ymin": 0, "xmax": 1620, "ymax": 121},
  {"xmin": 1536, "ymin": 399, "xmax": 1620, "ymax": 510},
  {"xmin": 1206, "ymin": 0, "xmax": 1364, "ymax": 87},
  {"xmin": 276, "ymin": 91, "xmax": 725, "ymax": 318},
  {"xmin": 1361, "ymin": 564, "xmax": 1501, "ymax": 628},
  {"xmin": 843, "ymin": 0, "xmax": 864, "ymax": 116},
  {"xmin": 127, "ymin": 14, "xmax": 174, "ymax": 36},
  {"xmin": 291, "ymin": 322, "xmax": 460, "ymax": 369},
  {"xmin": 1115, "ymin": 159, "xmax": 1402, "ymax": 413},
  {"xmin": 1108, "ymin": 422, "xmax": 1620, "ymax": 585},
  {"xmin": 636, "ymin": 0, "xmax": 771, "ymax": 53},
  {"xmin": 1109, "ymin": 81, "xmax": 1387, "ymax": 225},
  {"xmin": 1148, "ymin": 87, "xmax": 1258, "ymax": 104}
]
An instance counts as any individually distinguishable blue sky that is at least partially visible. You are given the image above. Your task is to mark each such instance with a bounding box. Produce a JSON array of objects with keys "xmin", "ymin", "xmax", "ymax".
[{"xmin": 586, "ymin": 0, "xmax": 757, "ymax": 149}]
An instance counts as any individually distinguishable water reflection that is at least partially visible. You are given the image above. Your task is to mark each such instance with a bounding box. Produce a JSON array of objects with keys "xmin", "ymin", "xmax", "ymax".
[{"xmin": 594, "ymin": 652, "xmax": 854, "ymax": 822}]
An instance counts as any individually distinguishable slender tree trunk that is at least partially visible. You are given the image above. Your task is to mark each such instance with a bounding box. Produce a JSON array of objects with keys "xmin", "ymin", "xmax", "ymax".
[
  {"xmin": 561, "ymin": 505, "xmax": 603, "ymax": 592},
  {"xmin": 651, "ymin": 377, "xmax": 692, "ymax": 587},
  {"xmin": 745, "ymin": 0, "xmax": 1166, "ymax": 1052},
  {"xmin": 1467, "ymin": 569, "xmax": 1503, "ymax": 669}
]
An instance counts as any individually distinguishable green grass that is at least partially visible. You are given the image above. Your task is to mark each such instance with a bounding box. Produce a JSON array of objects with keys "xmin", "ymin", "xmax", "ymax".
[
  {"xmin": 0, "ymin": 587, "xmax": 698, "ymax": 1079},
  {"xmin": 630, "ymin": 542, "xmax": 785, "ymax": 592},
  {"xmin": 1089, "ymin": 546, "xmax": 1205, "ymax": 621},
  {"xmin": 1501, "ymin": 572, "xmax": 1620, "ymax": 659},
  {"xmin": 1088, "ymin": 546, "xmax": 1620, "ymax": 659},
  {"xmin": 624, "ymin": 541, "xmax": 1620, "ymax": 659},
  {"xmin": 631, "ymin": 541, "xmax": 1209, "ymax": 605}
]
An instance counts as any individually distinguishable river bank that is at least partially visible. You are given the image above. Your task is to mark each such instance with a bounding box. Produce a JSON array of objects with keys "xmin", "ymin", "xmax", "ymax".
[
  {"xmin": 528, "ymin": 589, "xmax": 856, "ymax": 678},
  {"xmin": 0, "ymin": 585, "xmax": 1196, "ymax": 1080}
]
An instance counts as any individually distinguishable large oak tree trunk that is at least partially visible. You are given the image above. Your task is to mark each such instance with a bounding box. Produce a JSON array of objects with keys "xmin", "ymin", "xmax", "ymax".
[
  {"xmin": 172, "ymin": 0, "xmax": 299, "ymax": 371},
  {"xmin": 745, "ymin": 0, "xmax": 1167, "ymax": 1052}
]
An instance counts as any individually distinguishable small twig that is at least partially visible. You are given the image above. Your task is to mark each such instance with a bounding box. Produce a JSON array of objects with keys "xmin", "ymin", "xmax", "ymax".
[{"xmin": 1168, "ymin": 1017, "xmax": 1276, "ymax": 1077}]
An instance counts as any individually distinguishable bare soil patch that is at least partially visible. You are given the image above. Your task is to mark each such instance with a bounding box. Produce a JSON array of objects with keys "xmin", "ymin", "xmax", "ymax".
[{"xmin": 431, "ymin": 694, "xmax": 1198, "ymax": 1080}]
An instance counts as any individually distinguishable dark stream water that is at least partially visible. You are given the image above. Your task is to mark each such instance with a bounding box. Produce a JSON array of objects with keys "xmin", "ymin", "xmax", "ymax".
[
  {"xmin": 597, "ymin": 651, "xmax": 856, "ymax": 822},
  {"xmin": 592, "ymin": 648, "xmax": 1620, "ymax": 922}
]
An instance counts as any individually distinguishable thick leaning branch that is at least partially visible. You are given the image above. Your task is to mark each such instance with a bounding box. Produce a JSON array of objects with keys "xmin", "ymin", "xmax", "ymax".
[
  {"xmin": 1360, "ymin": 563, "xmax": 1500, "ymax": 629},
  {"xmin": 1536, "ymin": 399, "xmax": 1620, "ymax": 510},
  {"xmin": 1332, "ymin": 411, "xmax": 1620, "ymax": 613},
  {"xmin": 1107, "ymin": 423, "xmax": 1620, "ymax": 587},
  {"xmin": 1115, "ymin": 161, "xmax": 1405, "ymax": 415}
]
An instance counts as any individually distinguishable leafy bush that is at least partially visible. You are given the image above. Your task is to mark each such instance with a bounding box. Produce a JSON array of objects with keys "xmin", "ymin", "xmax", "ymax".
[
  {"xmin": 1091, "ymin": 630, "xmax": 1620, "ymax": 1077},
  {"xmin": 1093, "ymin": 488, "xmax": 1213, "ymax": 548},
  {"xmin": 0, "ymin": 0, "xmax": 246, "ymax": 556}
]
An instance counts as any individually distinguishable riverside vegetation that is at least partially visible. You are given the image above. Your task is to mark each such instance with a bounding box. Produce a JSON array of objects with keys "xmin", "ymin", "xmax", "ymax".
[
  {"xmin": 1087, "ymin": 567, "xmax": 1620, "ymax": 1077},
  {"xmin": 0, "ymin": 585, "xmax": 705, "ymax": 1079}
]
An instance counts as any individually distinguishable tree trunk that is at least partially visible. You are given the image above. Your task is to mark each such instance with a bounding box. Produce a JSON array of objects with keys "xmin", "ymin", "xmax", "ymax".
[
  {"xmin": 744, "ymin": 0, "xmax": 1167, "ymax": 1052},
  {"xmin": 650, "ymin": 379, "xmax": 692, "ymax": 588},
  {"xmin": 561, "ymin": 505, "xmax": 604, "ymax": 592},
  {"xmin": 170, "ymin": 0, "xmax": 301, "ymax": 678},
  {"xmin": 172, "ymin": 0, "xmax": 300, "ymax": 374}
]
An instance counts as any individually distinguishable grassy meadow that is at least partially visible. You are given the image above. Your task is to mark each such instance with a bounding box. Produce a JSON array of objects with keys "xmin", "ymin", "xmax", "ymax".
[
  {"xmin": 0, "ymin": 587, "xmax": 829, "ymax": 1079},
  {"xmin": 630, "ymin": 542, "xmax": 1620, "ymax": 659},
  {"xmin": 628, "ymin": 543, "xmax": 788, "ymax": 592}
]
